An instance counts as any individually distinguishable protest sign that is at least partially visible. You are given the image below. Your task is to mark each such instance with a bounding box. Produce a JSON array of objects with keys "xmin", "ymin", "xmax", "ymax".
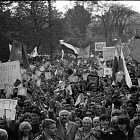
[
  {"xmin": 76, "ymin": 46, "xmax": 90, "ymax": 58},
  {"xmin": 69, "ymin": 76, "xmax": 78, "ymax": 83},
  {"xmin": 18, "ymin": 87, "xmax": 27, "ymax": 96},
  {"xmin": 45, "ymin": 72, "xmax": 52, "ymax": 80},
  {"xmin": 104, "ymin": 68, "xmax": 112, "ymax": 76},
  {"xmin": 4, "ymin": 84, "xmax": 14, "ymax": 97},
  {"xmin": 103, "ymin": 46, "xmax": 116, "ymax": 61},
  {"xmin": 95, "ymin": 42, "xmax": 106, "ymax": 51},
  {"xmin": 87, "ymin": 75, "xmax": 99, "ymax": 92},
  {"xmin": 0, "ymin": 99, "xmax": 17, "ymax": 109},
  {"xmin": 0, "ymin": 108, "xmax": 16, "ymax": 120},
  {"xmin": 0, "ymin": 61, "xmax": 22, "ymax": 89}
]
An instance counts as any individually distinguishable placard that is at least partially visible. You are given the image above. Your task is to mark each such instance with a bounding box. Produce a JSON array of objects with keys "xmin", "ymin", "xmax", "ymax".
[
  {"xmin": 0, "ymin": 99, "xmax": 17, "ymax": 109},
  {"xmin": 0, "ymin": 61, "xmax": 22, "ymax": 89},
  {"xmin": 45, "ymin": 72, "xmax": 52, "ymax": 80},
  {"xmin": 95, "ymin": 42, "xmax": 106, "ymax": 51},
  {"xmin": 69, "ymin": 76, "xmax": 78, "ymax": 83},
  {"xmin": 18, "ymin": 87, "xmax": 27, "ymax": 96},
  {"xmin": 103, "ymin": 46, "xmax": 116, "ymax": 61},
  {"xmin": 104, "ymin": 68, "xmax": 112, "ymax": 76}
]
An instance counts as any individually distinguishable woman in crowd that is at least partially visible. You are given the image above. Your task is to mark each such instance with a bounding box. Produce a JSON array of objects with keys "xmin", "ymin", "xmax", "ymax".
[
  {"xmin": 74, "ymin": 117, "xmax": 97, "ymax": 140},
  {"xmin": 16, "ymin": 121, "xmax": 34, "ymax": 140}
]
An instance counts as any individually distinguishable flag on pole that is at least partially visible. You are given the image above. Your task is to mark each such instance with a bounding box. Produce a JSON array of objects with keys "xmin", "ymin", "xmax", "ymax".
[
  {"xmin": 62, "ymin": 49, "xmax": 64, "ymax": 60},
  {"xmin": 30, "ymin": 47, "xmax": 38, "ymax": 57},
  {"xmin": 9, "ymin": 40, "xmax": 22, "ymax": 62},
  {"xmin": 65, "ymin": 84, "xmax": 73, "ymax": 95},
  {"xmin": 120, "ymin": 47, "xmax": 132, "ymax": 88},
  {"xmin": 60, "ymin": 40, "xmax": 78, "ymax": 56},
  {"xmin": 112, "ymin": 46, "xmax": 120, "ymax": 83},
  {"xmin": 22, "ymin": 44, "xmax": 30, "ymax": 70},
  {"xmin": 75, "ymin": 93, "xmax": 84, "ymax": 106}
]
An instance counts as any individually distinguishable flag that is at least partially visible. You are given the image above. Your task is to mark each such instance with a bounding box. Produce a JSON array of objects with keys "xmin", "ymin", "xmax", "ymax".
[
  {"xmin": 122, "ymin": 43, "xmax": 130, "ymax": 59},
  {"xmin": 65, "ymin": 84, "xmax": 73, "ymax": 95},
  {"xmin": 75, "ymin": 93, "xmax": 84, "ymax": 106},
  {"xmin": 62, "ymin": 49, "xmax": 64, "ymax": 60},
  {"xmin": 112, "ymin": 46, "xmax": 120, "ymax": 83},
  {"xmin": 9, "ymin": 40, "xmax": 22, "ymax": 62},
  {"xmin": 30, "ymin": 47, "xmax": 38, "ymax": 57},
  {"xmin": 22, "ymin": 44, "xmax": 30, "ymax": 70},
  {"xmin": 60, "ymin": 40, "xmax": 78, "ymax": 56},
  {"xmin": 120, "ymin": 47, "xmax": 132, "ymax": 88}
]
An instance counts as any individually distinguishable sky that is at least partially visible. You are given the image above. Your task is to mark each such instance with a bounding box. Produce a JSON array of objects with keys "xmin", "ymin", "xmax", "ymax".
[{"xmin": 55, "ymin": 1, "xmax": 140, "ymax": 13}]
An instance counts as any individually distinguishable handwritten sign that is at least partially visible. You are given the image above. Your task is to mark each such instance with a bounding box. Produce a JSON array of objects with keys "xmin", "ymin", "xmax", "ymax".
[
  {"xmin": 95, "ymin": 42, "xmax": 106, "ymax": 51},
  {"xmin": 103, "ymin": 46, "xmax": 116, "ymax": 61},
  {"xmin": 0, "ymin": 99, "xmax": 17, "ymax": 109},
  {"xmin": 0, "ymin": 61, "xmax": 22, "ymax": 89},
  {"xmin": 0, "ymin": 108, "xmax": 16, "ymax": 120}
]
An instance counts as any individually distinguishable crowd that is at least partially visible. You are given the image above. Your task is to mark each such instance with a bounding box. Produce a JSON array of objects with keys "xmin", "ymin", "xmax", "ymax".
[{"xmin": 1, "ymin": 51, "xmax": 140, "ymax": 140}]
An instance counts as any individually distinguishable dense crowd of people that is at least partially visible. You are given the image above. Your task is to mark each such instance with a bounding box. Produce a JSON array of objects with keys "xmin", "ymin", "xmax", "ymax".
[{"xmin": 0, "ymin": 52, "xmax": 140, "ymax": 140}]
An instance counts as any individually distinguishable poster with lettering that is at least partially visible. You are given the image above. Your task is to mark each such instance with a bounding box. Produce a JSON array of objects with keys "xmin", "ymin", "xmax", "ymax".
[
  {"xmin": 103, "ymin": 46, "xmax": 116, "ymax": 61},
  {"xmin": 0, "ymin": 99, "xmax": 17, "ymax": 109},
  {"xmin": 0, "ymin": 61, "xmax": 22, "ymax": 89},
  {"xmin": 95, "ymin": 42, "xmax": 106, "ymax": 52}
]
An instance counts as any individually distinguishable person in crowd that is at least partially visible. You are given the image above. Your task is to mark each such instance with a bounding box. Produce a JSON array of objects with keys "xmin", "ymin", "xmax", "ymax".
[
  {"xmin": 74, "ymin": 118, "xmax": 82, "ymax": 128},
  {"xmin": 134, "ymin": 124, "xmax": 140, "ymax": 140},
  {"xmin": 34, "ymin": 119, "xmax": 60, "ymax": 140},
  {"xmin": 16, "ymin": 121, "xmax": 34, "ymax": 140},
  {"xmin": 93, "ymin": 117, "xmax": 100, "ymax": 129},
  {"xmin": 126, "ymin": 100, "xmax": 137, "ymax": 119},
  {"xmin": 31, "ymin": 108, "xmax": 42, "ymax": 136},
  {"xmin": 0, "ymin": 128, "xmax": 8, "ymax": 140},
  {"xmin": 48, "ymin": 100, "xmax": 78, "ymax": 140},
  {"xmin": 112, "ymin": 114, "xmax": 133, "ymax": 140},
  {"xmin": 0, "ymin": 118, "xmax": 15, "ymax": 140},
  {"xmin": 74, "ymin": 117, "xmax": 97, "ymax": 140},
  {"xmin": 111, "ymin": 116, "xmax": 118, "ymax": 131}
]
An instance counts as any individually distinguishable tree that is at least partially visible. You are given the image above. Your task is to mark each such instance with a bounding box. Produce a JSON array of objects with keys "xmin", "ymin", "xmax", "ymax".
[
  {"xmin": 94, "ymin": 2, "xmax": 136, "ymax": 45},
  {"xmin": 64, "ymin": 4, "xmax": 92, "ymax": 48}
]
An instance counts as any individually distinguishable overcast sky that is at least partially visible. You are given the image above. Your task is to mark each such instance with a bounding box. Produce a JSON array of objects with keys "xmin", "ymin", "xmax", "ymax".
[{"xmin": 55, "ymin": 1, "xmax": 140, "ymax": 13}]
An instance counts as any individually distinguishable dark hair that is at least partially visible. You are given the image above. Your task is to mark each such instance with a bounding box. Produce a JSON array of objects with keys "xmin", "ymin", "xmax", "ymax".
[
  {"xmin": 117, "ymin": 115, "xmax": 130, "ymax": 130},
  {"xmin": 127, "ymin": 100, "xmax": 137, "ymax": 110},
  {"xmin": 99, "ymin": 114, "xmax": 111, "ymax": 122},
  {"xmin": 42, "ymin": 119, "xmax": 56, "ymax": 129}
]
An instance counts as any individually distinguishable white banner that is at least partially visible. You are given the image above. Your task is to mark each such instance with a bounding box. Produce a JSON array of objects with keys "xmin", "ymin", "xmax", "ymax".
[
  {"xmin": 0, "ymin": 61, "xmax": 22, "ymax": 89},
  {"xmin": 95, "ymin": 42, "xmax": 106, "ymax": 51}
]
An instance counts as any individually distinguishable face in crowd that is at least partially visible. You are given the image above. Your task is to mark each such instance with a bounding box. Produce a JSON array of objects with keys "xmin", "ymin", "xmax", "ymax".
[
  {"xmin": 93, "ymin": 117, "xmax": 100, "ymax": 128},
  {"xmin": 59, "ymin": 110, "xmax": 70, "ymax": 124},
  {"xmin": 82, "ymin": 117, "xmax": 92, "ymax": 131}
]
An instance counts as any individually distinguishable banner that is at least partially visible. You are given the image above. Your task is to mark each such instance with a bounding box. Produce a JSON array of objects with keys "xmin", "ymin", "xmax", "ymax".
[
  {"xmin": 0, "ymin": 61, "xmax": 22, "ymax": 89},
  {"xmin": 95, "ymin": 42, "xmax": 106, "ymax": 51},
  {"xmin": 103, "ymin": 46, "xmax": 116, "ymax": 61},
  {"xmin": 76, "ymin": 46, "xmax": 90, "ymax": 58}
]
